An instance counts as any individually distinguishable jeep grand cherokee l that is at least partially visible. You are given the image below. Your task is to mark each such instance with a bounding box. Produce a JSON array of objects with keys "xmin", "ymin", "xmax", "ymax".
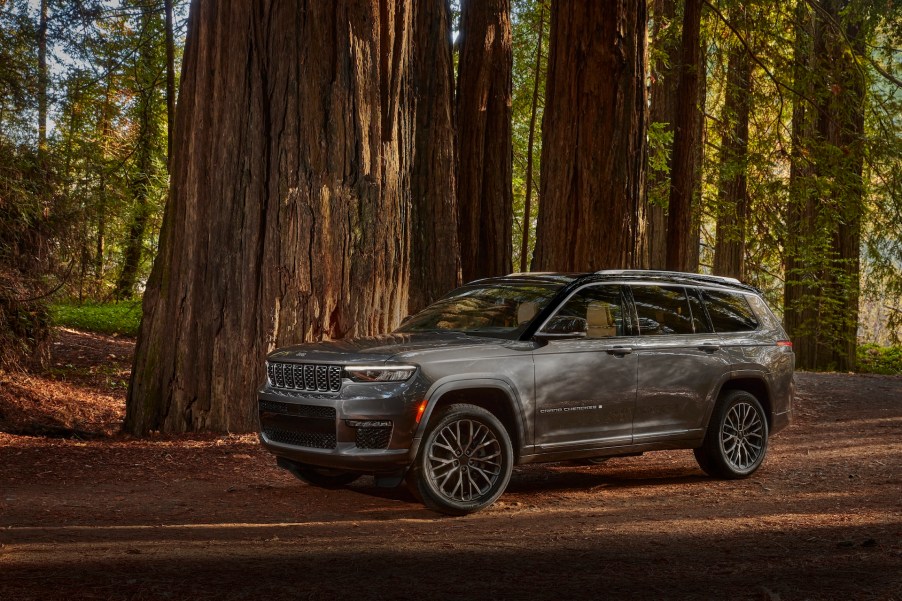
[{"xmin": 258, "ymin": 270, "xmax": 794, "ymax": 515}]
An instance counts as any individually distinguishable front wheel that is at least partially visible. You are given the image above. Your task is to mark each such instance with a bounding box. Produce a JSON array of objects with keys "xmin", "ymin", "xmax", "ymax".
[
  {"xmin": 280, "ymin": 459, "xmax": 361, "ymax": 489},
  {"xmin": 408, "ymin": 404, "xmax": 513, "ymax": 516},
  {"xmin": 694, "ymin": 390, "xmax": 769, "ymax": 479}
]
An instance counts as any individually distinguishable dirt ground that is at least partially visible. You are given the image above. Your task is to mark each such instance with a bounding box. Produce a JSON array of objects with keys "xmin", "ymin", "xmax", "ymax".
[{"xmin": 0, "ymin": 329, "xmax": 900, "ymax": 600}]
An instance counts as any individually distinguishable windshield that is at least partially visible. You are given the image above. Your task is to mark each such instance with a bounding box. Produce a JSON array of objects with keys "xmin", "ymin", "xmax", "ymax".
[{"xmin": 396, "ymin": 282, "xmax": 564, "ymax": 339}]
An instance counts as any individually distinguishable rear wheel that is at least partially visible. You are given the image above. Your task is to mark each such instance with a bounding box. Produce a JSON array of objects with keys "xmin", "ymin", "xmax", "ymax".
[
  {"xmin": 280, "ymin": 459, "xmax": 361, "ymax": 489},
  {"xmin": 408, "ymin": 404, "xmax": 513, "ymax": 516},
  {"xmin": 694, "ymin": 390, "xmax": 769, "ymax": 479}
]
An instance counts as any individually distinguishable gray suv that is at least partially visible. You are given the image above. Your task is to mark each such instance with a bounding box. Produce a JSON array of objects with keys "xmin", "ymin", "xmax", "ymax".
[{"xmin": 258, "ymin": 270, "xmax": 794, "ymax": 515}]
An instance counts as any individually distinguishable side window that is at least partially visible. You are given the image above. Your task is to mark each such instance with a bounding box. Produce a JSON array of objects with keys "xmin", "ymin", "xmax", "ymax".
[
  {"xmin": 548, "ymin": 285, "xmax": 625, "ymax": 338},
  {"xmin": 701, "ymin": 289, "xmax": 759, "ymax": 332},
  {"xmin": 687, "ymin": 287, "xmax": 713, "ymax": 333},
  {"xmin": 631, "ymin": 285, "xmax": 695, "ymax": 335}
]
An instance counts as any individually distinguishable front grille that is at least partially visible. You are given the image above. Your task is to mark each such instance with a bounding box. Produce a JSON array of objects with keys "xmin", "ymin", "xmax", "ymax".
[
  {"xmin": 263, "ymin": 428, "xmax": 336, "ymax": 449},
  {"xmin": 355, "ymin": 426, "xmax": 392, "ymax": 449},
  {"xmin": 267, "ymin": 362, "xmax": 342, "ymax": 393},
  {"xmin": 259, "ymin": 400, "xmax": 335, "ymax": 419}
]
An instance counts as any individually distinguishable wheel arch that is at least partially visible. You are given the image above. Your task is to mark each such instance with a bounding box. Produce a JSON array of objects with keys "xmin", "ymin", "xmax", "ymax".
[
  {"xmin": 715, "ymin": 373, "xmax": 774, "ymax": 430},
  {"xmin": 411, "ymin": 378, "xmax": 526, "ymax": 462}
]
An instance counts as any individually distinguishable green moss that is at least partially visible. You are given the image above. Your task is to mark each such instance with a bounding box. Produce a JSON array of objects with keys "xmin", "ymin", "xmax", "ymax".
[
  {"xmin": 50, "ymin": 301, "xmax": 142, "ymax": 337},
  {"xmin": 857, "ymin": 344, "xmax": 902, "ymax": 375}
]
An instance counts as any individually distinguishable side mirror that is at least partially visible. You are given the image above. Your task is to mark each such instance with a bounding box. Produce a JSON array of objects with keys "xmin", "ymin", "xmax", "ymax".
[{"xmin": 534, "ymin": 315, "xmax": 587, "ymax": 340}]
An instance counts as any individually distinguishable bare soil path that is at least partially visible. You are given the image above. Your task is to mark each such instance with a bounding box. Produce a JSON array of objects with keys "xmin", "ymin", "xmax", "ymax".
[{"xmin": 1, "ymin": 329, "xmax": 900, "ymax": 600}]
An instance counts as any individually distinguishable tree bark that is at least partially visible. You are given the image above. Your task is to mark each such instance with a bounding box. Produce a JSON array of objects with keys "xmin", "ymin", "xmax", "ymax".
[
  {"xmin": 126, "ymin": 0, "xmax": 414, "ymax": 434},
  {"xmin": 455, "ymin": 0, "xmax": 513, "ymax": 281},
  {"xmin": 713, "ymin": 40, "xmax": 751, "ymax": 280},
  {"xmin": 407, "ymin": 0, "xmax": 460, "ymax": 315},
  {"xmin": 641, "ymin": 0, "xmax": 677, "ymax": 270},
  {"xmin": 519, "ymin": 2, "xmax": 545, "ymax": 273},
  {"xmin": 665, "ymin": 0, "xmax": 702, "ymax": 272},
  {"xmin": 532, "ymin": 0, "xmax": 647, "ymax": 272}
]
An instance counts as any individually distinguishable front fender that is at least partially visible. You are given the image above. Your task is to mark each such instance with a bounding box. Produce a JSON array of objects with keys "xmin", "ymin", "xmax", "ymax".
[{"xmin": 408, "ymin": 375, "xmax": 529, "ymax": 463}]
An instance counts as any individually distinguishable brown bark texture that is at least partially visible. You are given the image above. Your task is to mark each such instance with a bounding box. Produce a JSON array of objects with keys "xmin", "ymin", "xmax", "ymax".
[
  {"xmin": 532, "ymin": 0, "xmax": 647, "ymax": 272},
  {"xmin": 712, "ymin": 41, "xmax": 751, "ymax": 280},
  {"xmin": 407, "ymin": 0, "xmax": 460, "ymax": 314},
  {"xmin": 784, "ymin": 0, "xmax": 865, "ymax": 371},
  {"xmin": 455, "ymin": 0, "xmax": 513, "ymax": 281},
  {"xmin": 641, "ymin": 0, "xmax": 677, "ymax": 270},
  {"xmin": 126, "ymin": 0, "xmax": 414, "ymax": 434},
  {"xmin": 665, "ymin": 0, "xmax": 702, "ymax": 272}
]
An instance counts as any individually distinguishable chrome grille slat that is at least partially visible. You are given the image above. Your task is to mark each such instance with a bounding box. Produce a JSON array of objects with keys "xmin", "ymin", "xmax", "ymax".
[{"xmin": 266, "ymin": 361, "xmax": 342, "ymax": 393}]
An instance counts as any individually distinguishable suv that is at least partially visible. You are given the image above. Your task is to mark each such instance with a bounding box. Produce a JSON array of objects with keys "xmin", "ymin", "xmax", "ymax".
[{"xmin": 258, "ymin": 270, "xmax": 794, "ymax": 515}]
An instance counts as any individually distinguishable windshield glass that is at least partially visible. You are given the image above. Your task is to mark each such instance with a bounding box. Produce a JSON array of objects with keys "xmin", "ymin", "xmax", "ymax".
[{"xmin": 396, "ymin": 282, "xmax": 564, "ymax": 339}]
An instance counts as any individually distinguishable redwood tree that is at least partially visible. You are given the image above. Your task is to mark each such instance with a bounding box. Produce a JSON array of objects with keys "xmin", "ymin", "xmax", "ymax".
[
  {"xmin": 642, "ymin": 0, "xmax": 678, "ymax": 270},
  {"xmin": 665, "ymin": 0, "xmax": 703, "ymax": 272},
  {"xmin": 784, "ymin": 0, "xmax": 866, "ymax": 371},
  {"xmin": 532, "ymin": 0, "xmax": 647, "ymax": 272},
  {"xmin": 126, "ymin": 1, "xmax": 415, "ymax": 434},
  {"xmin": 408, "ymin": 0, "xmax": 459, "ymax": 314},
  {"xmin": 712, "ymin": 35, "xmax": 752, "ymax": 280},
  {"xmin": 456, "ymin": 0, "xmax": 513, "ymax": 281}
]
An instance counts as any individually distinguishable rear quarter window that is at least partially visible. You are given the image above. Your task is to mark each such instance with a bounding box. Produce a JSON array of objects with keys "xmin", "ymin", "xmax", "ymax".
[{"xmin": 701, "ymin": 289, "xmax": 758, "ymax": 333}]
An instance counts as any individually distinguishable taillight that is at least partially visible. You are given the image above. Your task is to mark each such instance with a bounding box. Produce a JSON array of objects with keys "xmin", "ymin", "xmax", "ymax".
[{"xmin": 777, "ymin": 340, "xmax": 793, "ymax": 348}]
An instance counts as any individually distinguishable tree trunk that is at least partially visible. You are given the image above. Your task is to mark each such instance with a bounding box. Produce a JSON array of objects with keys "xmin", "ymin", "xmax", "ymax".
[
  {"xmin": 641, "ymin": 0, "xmax": 677, "ymax": 270},
  {"xmin": 713, "ymin": 40, "xmax": 751, "ymax": 280},
  {"xmin": 784, "ymin": 0, "xmax": 866, "ymax": 371},
  {"xmin": 665, "ymin": 0, "xmax": 702, "ymax": 272},
  {"xmin": 37, "ymin": 0, "xmax": 48, "ymax": 155},
  {"xmin": 817, "ymin": 0, "xmax": 865, "ymax": 371},
  {"xmin": 126, "ymin": 1, "xmax": 414, "ymax": 434},
  {"xmin": 784, "ymin": 1, "xmax": 818, "ymax": 368},
  {"xmin": 532, "ymin": 1, "xmax": 647, "ymax": 272},
  {"xmin": 455, "ymin": 0, "xmax": 513, "ymax": 281},
  {"xmin": 407, "ymin": 0, "xmax": 460, "ymax": 315},
  {"xmin": 519, "ymin": 2, "xmax": 545, "ymax": 273}
]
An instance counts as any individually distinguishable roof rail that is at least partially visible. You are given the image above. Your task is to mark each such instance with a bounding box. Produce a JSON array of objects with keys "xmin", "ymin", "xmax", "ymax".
[{"xmin": 593, "ymin": 269, "xmax": 756, "ymax": 291}]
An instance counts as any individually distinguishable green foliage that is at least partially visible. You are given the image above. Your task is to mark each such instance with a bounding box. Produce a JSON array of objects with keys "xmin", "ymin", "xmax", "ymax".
[
  {"xmin": 510, "ymin": 0, "xmax": 548, "ymax": 271},
  {"xmin": 51, "ymin": 301, "xmax": 141, "ymax": 337},
  {"xmin": 857, "ymin": 344, "xmax": 902, "ymax": 375}
]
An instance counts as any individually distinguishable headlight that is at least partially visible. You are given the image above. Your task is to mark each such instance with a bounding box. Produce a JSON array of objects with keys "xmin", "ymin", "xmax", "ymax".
[{"xmin": 344, "ymin": 365, "xmax": 417, "ymax": 382}]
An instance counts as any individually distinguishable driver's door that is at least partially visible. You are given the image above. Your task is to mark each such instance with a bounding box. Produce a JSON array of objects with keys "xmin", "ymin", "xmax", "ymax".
[{"xmin": 532, "ymin": 284, "xmax": 638, "ymax": 449}]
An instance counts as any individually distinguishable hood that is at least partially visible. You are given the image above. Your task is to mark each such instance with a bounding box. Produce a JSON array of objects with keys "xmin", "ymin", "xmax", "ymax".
[{"xmin": 267, "ymin": 332, "xmax": 514, "ymax": 365}]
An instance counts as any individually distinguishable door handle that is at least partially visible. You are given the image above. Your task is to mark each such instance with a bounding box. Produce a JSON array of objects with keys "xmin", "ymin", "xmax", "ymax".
[
  {"xmin": 698, "ymin": 343, "xmax": 720, "ymax": 352},
  {"xmin": 606, "ymin": 346, "xmax": 633, "ymax": 356}
]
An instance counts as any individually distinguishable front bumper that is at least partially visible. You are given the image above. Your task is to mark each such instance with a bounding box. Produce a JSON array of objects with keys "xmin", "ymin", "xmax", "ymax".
[{"xmin": 257, "ymin": 376, "xmax": 429, "ymax": 473}]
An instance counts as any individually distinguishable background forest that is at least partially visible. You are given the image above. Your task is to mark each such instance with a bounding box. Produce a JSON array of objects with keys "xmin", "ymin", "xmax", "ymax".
[{"xmin": 1, "ymin": 0, "xmax": 900, "ymax": 434}]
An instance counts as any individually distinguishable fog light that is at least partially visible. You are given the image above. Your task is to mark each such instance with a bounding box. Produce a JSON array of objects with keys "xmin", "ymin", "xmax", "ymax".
[{"xmin": 346, "ymin": 420, "xmax": 392, "ymax": 428}]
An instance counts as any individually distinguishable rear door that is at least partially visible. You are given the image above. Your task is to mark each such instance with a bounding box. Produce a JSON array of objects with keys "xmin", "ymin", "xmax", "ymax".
[
  {"xmin": 630, "ymin": 285, "xmax": 732, "ymax": 442},
  {"xmin": 532, "ymin": 284, "xmax": 638, "ymax": 449}
]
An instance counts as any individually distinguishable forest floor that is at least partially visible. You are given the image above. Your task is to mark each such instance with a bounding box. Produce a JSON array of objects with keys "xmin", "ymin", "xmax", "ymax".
[{"xmin": 0, "ymin": 329, "xmax": 900, "ymax": 600}]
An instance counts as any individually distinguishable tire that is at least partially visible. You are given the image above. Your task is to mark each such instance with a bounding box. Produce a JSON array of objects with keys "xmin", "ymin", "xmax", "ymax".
[
  {"xmin": 281, "ymin": 459, "xmax": 361, "ymax": 489},
  {"xmin": 407, "ymin": 404, "xmax": 513, "ymax": 516},
  {"xmin": 694, "ymin": 390, "xmax": 769, "ymax": 479}
]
